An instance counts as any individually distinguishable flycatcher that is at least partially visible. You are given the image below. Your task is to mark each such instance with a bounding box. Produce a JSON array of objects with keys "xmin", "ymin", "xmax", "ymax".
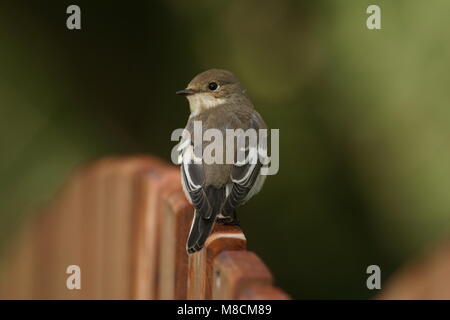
[{"xmin": 176, "ymin": 69, "xmax": 268, "ymax": 254}]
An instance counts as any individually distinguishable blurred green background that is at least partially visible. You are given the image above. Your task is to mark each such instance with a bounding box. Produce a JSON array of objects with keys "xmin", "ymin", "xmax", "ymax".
[{"xmin": 1, "ymin": 0, "xmax": 450, "ymax": 299}]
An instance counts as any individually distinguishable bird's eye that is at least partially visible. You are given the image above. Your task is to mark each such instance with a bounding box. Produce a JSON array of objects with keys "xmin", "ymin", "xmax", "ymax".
[{"xmin": 208, "ymin": 82, "xmax": 219, "ymax": 91}]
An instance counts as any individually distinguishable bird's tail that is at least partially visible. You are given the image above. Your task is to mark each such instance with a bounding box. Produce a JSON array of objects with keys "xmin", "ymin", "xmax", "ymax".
[
  {"xmin": 186, "ymin": 187, "xmax": 224, "ymax": 254},
  {"xmin": 186, "ymin": 211, "xmax": 216, "ymax": 254}
]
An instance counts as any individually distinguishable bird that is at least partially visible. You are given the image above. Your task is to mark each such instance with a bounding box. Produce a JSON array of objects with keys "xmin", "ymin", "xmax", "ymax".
[{"xmin": 176, "ymin": 69, "xmax": 268, "ymax": 254}]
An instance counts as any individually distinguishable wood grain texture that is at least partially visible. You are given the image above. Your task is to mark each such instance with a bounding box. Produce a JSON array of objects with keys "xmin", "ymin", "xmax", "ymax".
[
  {"xmin": 187, "ymin": 224, "xmax": 247, "ymax": 300},
  {"xmin": 212, "ymin": 251, "xmax": 273, "ymax": 300},
  {"xmin": 103, "ymin": 156, "xmax": 166, "ymax": 299},
  {"xmin": 129, "ymin": 162, "xmax": 177, "ymax": 299},
  {"xmin": 158, "ymin": 188, "xmax": 194, "ymax": 299},
  {"xmin": 0, "ymin": 155, "xmax": 290, "ymax": 301},
  {"xmin": 130, "ymin": 160, "xmax": 168, "ymax": 296},
  {"xmin": 55, "ymin": 169, "xmax": 84, "ymax": 300},
  {"xmin": 80, "ymin": 158, "xmax": 118, "ymax": 299}
]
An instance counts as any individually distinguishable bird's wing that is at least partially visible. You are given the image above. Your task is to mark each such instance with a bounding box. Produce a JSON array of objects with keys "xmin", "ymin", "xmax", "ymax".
[
  {"xmin": 181, "ymin": 131, "xmax": 226, "ymax": 253},
  {"xmin": 221, "ymin": 112, "xmax": 268, "ymax": 216},
  {"xmin": 180, "ymin": 138, "xmax": 212, "ymax": 218}
]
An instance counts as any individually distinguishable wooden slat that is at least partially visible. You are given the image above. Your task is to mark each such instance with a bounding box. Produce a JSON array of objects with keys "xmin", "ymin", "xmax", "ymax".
[
  {"xmin": 145, "ymin": 169, "xmax": 185, "ymax": 299},
  {"xmin": 187, "ymin": 225, "xmax": 246, "ymax": 300},
  {"xmin": 79, "ymin": 162, "xmax": 100, "ymax": 299},
  {"xmin": 212, "ymin": 251, "xmax": 272, "ymax": 300},
  {"xmin": 0, "ymin": 155, "xmax": 291, "ymax": 300},
  {"xmin": 130, "ymin": 165, "xmax": 179, "ymax": 299},
  {"xmin": 104, "ymin": 159, "xmax": 132, "ymax": 299},
  {"xmin": 44, "ymin": 169, "xmax": 84, "ymax": 300},
  {"xmin": 80, "ymin": 158, "xmax": 118, "ymax": 299},
  {"xmin": 238, "ymin": 284, "xmax": 291, "ymax": 300},
  {"xmin": 158, "ymin": 188, "xmax": 194, "ymax": 299},
  {"xmin": 102, "ymin": 156, "xmax": 164, "ymax": 299},
  {"xmin": 130, "ymin": 162, "xmax": 169, "ymax": 299}
]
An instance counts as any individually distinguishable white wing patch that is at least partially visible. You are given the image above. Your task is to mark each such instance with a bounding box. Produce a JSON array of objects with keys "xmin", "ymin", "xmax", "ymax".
[{"xmin": 182, "ymin": 145, "xmax": 201, "ymax": 190}]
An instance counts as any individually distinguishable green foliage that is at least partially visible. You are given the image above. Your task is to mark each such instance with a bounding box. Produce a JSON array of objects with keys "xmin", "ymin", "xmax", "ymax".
[{"xmin": 1, "ymin": 0, "xmax": 450, "ymax": 298}]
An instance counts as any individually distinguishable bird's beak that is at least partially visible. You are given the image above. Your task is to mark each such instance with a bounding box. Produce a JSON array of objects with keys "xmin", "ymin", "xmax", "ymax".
[{"xmin": 176, "ymin": 88, "xmax": 196, "ymax": 96}]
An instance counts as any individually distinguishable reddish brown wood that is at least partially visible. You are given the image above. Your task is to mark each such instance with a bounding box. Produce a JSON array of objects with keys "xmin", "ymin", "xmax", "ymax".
[
  {"xmin": 0, "ymin": 155, "xmax": 290, "ymax": 301},
  {"xmin": 79, "ymin": 162, "xmax": 100, "ymax": 299},
  {"xmin": 80, "ymin": 158, "xmax": 119, "ymax": 299},
  {"xmin": 212, "ymin": 251, "xmax": 273, "ymax": 300},
  {"xmin": 144, "ymin": 168, "xmax": 183, "ymax": 299},
  {"xmin": 53, "ymin": 169, "xmax": 84, "ymax": 299},
  {"xmin": 158, "ymin": 188, "xmax": 194, "ymax": 299},
  {"xmin": 379, "ymin": 241, "xmax": 450, "ymax": 300},
  {"xmin": 129, "ymin": 162, "xmax": 179, "ymax": 300},
  {"xmin": 85, "ymin": 158, "xmax": 122, "ymax": 300},
  {"xmin": 238, "ymin": 285, "xmax": 291, "ymax": 300},
  {"xmin": 187, "ymin": 224, "xmax": 247, "ymax": 300},
  {"xmin": 102, "ymin": 156, "xmax": 165, "ymax": 299}
]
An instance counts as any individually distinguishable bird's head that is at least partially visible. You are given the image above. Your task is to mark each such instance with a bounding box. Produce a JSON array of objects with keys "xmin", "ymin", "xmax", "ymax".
[{"xmin": 176, "ymin": 69, "xmax": 247, "ymax": 115}]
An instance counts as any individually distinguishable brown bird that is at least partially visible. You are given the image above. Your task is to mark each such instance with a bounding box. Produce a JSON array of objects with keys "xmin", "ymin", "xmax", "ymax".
[{"xmin": 176, "ymin": 69, "xmax": 268, "ymax": 254}]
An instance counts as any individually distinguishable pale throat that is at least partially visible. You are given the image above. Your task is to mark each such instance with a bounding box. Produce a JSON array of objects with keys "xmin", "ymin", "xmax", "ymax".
[{"xmin": 187, "ymin": 93, "xmax": 226, "ymax": 116}]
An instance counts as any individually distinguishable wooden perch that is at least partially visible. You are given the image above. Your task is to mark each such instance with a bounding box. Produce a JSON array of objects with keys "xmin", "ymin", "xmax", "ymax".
[
  {"xmin": 0, "ymin": 156, "xmax": 289, "ymax": 300},
  {"xmin": 212, "ymin": 251, "xmax": 290, "ymax": 300},
  {"xmin": 187, "ymin": 224, "xmax": 246, "ymax": 300}
]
